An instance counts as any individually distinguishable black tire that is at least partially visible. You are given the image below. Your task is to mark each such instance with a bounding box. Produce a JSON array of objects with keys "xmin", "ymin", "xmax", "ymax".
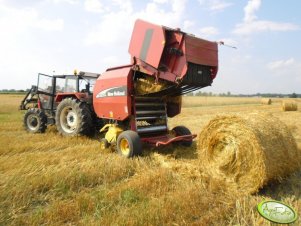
[
  {"xmin": 117, "ymin": 130, "xmax": 142, "ymax": 158},
  {"xmin": 100, "ymin": 138, "xmax": 109, "ymax": 150},
  {"xmin": 24, "ymin": 108, "xmax": 47, "ymax": 133},
  {"xmin": 55, "ymin": 98, "xmax": 93, "ymax": 136},
  {"xmin": 172, "ymin": 126, "xmax": 193, "ymax": 147}
]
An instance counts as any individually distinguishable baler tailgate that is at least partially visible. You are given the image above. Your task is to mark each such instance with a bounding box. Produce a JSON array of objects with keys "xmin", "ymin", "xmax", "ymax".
[{"xmin": 185, "ymin": 35, "xmax": 218, "ymax": 67}]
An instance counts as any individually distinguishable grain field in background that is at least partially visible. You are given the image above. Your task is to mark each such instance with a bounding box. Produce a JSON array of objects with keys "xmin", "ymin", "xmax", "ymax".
[{"xmin": 0, "ymin": 94, "xmax": 300, "ymax": 225}]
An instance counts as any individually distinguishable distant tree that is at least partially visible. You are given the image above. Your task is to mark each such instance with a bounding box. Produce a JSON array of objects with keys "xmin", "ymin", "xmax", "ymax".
[
  {"xmin": 227, "ymin": 91, "xmax": 231, "ymax": 96},
  {"xmin": 186, "ymin": 92, "xmax": 194, "ymax": 96},
  {"xmin": 290, "ymin": 93, "xmax": 297, "ymax": 98},
  {"xmin": 195, "ymin": 91, "xmax": 202, "ymax": 96}
]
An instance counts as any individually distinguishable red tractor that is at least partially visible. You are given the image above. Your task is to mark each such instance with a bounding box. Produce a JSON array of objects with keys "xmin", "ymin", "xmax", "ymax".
[
  {"xmin": 21, "ymin": 19, "xmax": 218, "ymax": 158},
  {"xmin": 20, "ymin": 72, "xmax": 100, "ymax": 135}
]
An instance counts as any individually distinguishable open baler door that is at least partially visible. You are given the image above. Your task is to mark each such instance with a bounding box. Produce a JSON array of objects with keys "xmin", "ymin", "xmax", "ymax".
[
  {"xmin": 128, "ymin": 19, "xmax": 166, "ymax": 69},
  {"xmin": 129, "ymin": 19, "xmax": 218, "ymax": 96}
]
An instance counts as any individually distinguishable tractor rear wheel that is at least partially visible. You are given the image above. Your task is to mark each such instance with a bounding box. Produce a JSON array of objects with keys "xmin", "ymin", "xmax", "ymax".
[
  {"xmin": 24, "ymin": 108, "xmax": 47, "ymax": 133},
  {"xmin": 117, "ymin": 130, "xmax": 142, "ymax": 158},
  {"xmin": 55, "ymin": 98, "xmax": 92, "ymax": 136},
  {"xmin": 172, "ymin": 125, "xmax": 193, "ymax": 147}
]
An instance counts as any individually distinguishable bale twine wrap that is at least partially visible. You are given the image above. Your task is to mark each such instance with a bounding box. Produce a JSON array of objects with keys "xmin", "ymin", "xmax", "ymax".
[
  {"xmin": 282, "ymin": 100, "xmax": 298, "ymax": 111},
  {"xmin": 261, "ymin": 98, "xmax": 272, "ymax": 105},
  {"xmin": 198, "ymin": 113, "xmax": 301, "ymax": 194}
]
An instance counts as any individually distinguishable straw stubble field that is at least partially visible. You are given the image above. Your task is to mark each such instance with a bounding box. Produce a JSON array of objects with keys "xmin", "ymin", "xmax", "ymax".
[{"xmin": 0, "ymin": 95, "xmax": 300, "ymax": 225}]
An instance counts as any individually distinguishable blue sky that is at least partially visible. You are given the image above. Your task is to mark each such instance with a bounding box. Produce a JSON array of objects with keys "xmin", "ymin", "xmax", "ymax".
[{"xmin": 0, "ymin": 0, "xmax": 300, "ymax": 94}]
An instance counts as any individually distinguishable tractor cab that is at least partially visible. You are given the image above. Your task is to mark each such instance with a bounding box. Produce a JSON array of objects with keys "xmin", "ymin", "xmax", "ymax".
[
  {"xmin": 20, "ymin": 72, "xmax": 99, "ymax": 111},
  {"xmin": 20, "ymin": 71, "xmax": 100, "ymax": 134}
]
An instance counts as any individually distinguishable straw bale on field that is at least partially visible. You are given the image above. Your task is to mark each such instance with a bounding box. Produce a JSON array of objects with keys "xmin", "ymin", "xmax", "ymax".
[
  {"xmin": 282, "ymin": 100, "xmax": 298, "ymax": 111},
  {"xmin": 261, "ymin": 98, "xmax": 272, "ymax": 105},
  {"xmin": 198, "ymin": 113, "xmax": 301, "ymax": 194},
  {"xmin": 135, "ymin": 77, "xmax": 169, "ymax": 95}
]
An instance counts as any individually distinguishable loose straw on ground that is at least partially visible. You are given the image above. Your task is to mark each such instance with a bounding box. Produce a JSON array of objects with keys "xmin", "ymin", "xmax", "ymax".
[{"xmin": 198, "ymin": 113, "xmax": 301, "ymax": 194}]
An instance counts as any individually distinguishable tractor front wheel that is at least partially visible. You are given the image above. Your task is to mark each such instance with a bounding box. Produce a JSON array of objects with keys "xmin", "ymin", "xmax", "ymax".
[
  {"xmin": 24, "ymin": 108, "xmax": 47, "ymax": 133},
  {"xmin": 117, "ymin": 131, "xmax": 142, "ymax": 158},
  {"xmin": 55, "ymin": 98, "xmax": 92, "ymax": 136},
  {"xmin": 172, "ymin": 126, "xmax": 193, "ymax": 147}
]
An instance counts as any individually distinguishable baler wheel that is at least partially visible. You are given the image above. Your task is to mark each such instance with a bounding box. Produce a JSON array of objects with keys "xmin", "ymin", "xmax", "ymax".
[
  {"xmin": 55, "ymin": 98, "xmax": 92, "ymax": 136},
  {"xmin": 24, "ymin": 108, "xmax": 47, "ymax": 133},
  {"xmin": 117, "ymin": 130, "xmax": 142, "ymax": 158},
  {"xmin": 100, "ymin": 138, "xmax": 109, "ymax": 150},
  {"xmin": 172, "ymin": 126, "xmax": 193, "ymax": 147}
]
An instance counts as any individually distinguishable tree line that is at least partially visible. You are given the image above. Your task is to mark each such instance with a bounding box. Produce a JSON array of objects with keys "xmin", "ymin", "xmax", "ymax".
[{"xmin": 186, "ymin": 91, "xmax": 300, "ymax": 98}]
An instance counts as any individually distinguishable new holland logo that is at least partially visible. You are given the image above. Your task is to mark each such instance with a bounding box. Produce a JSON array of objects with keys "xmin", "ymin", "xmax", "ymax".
[{"xmin": 96, "ymin": 86, "xmax": 127, "ymax": 98}]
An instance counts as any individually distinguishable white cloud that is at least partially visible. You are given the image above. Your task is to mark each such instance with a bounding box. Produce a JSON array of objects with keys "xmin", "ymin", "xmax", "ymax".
[
  {"xmin": 136, "ymin": 0, "xmax": 187, "ymax": 25},
  {"xmin": 198, "ymin": 0, "xmax": 233, "ymax": 12},
  {"xmin": 199, "ymin": 26, "xmax": 219, "ymax": 37},
  {"xmin": 153, "ymin": 0, "xmax": 168, "ymax": 4},
  {"xmin": 84, "ymin": 0, "xmax": 104, "ymax": 13},
  {"xmin": 0, "ymin": 3, "xmax": 65, "ymax": 89},
  {"xmin": 183, "ymin": 20, "xmax": 195, "ymax": 30},
  {"xmin": 243, "ymin": 0, "xmax": 261, "ymax": 22},
  {"xmin": 84, "ymin": 11, "xmax": 133, "ymax": 46},
  {"xmin": 35, "ymin": 18, "xmax": 64, "ymax": 31},
  {"xmin": 266, "ymin": 58, "xmax": 301, "ymax": 86},
  {"xmin": 233, "ymin": 20, "xmax": 299, "ymax": 35},
  {"xmin": 52, "ymin": 0, "xmax": 79, "ymax": 4},
  {"xmin": 233, "ymin": 0, "xmax": 299, "ymax": 35},
  {"xmin": 85, "ymin": 0, "xmax": 187, "ymax": 46},
  {"xmin": 210, "ymin": 0, "xmax": 233, "ymax": 11},
  {"xmin": 111, "ymin": 0, "xmax": 133, "ymax": 13},
  {"xmin": 267, "ymin": 58, "xmax": 295, "ymax": 70},
  {"xmin": 0, "ymin": 5, "xmax": 64, "ymax": 32}
]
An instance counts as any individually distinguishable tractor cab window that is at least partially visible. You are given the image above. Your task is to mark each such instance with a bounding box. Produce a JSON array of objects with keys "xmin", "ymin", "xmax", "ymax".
[
  {"xmin": 79, "ymin": 77, "xmax": 96, "ymax": 93},
  {"xmin": 64, "ymin": 76, "xmax": 77, "ymax": 92},
  {"xmin": 37, "ymin": 73, "xmax": 53, "ymax": 93},
  {"xmin": 55, "ymin": 77, "xmax": 65, "ymax": 93},
  {"xmin": 37, "ymin": 73, "xmax": 53, "ymax": 109}
]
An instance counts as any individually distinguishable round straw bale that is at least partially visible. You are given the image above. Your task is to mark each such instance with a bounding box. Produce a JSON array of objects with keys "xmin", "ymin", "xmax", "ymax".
[
  {"xmin": 261, "ymin": 98, "xmax": 272, "ymax": 105},
  {"xmin": 282, "ymin": 100, "xmax": 298, "ymax": 111},
  {"xmin": 198, "ymin": 113, "xmax": 301, "ymax": 194}
]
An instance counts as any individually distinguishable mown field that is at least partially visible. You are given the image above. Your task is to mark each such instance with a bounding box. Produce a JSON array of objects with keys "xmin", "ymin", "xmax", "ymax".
[{"xmin": 0, "ymin": 95, "xmax": 300, "ymax": 225}]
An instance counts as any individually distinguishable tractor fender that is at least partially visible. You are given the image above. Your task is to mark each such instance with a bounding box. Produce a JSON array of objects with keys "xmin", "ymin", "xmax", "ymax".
[{"xmin": 55, "ymin": 92, "xmax": 89, "ymax": 103}]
